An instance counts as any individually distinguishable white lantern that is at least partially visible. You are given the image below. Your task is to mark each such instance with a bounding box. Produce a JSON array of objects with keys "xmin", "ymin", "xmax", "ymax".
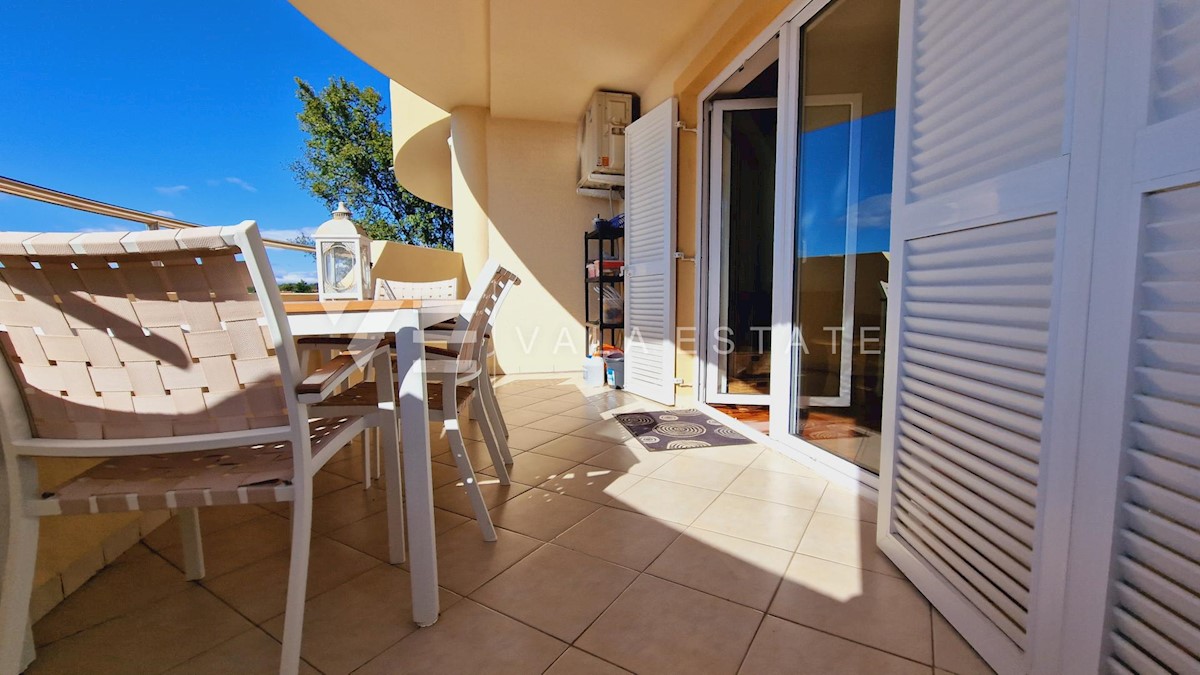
[{"xmin": 313, "ymin": 202, "xmax": 372, "ymax": 301}]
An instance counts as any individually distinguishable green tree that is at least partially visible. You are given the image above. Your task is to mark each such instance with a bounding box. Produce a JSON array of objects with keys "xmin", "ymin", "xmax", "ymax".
[{"xmin": 291, "ymin": 77, "xmax": 453, "ymax": 249}]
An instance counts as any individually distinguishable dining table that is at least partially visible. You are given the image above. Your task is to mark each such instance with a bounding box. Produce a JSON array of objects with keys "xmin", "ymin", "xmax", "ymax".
[{"xmin": 284, "ymin": 297, "xmax": 463, "ymax": 627}]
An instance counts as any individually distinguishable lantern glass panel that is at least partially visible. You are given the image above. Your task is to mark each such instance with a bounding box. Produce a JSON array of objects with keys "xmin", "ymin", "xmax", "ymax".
[{"xmin": 322, "ymin": 242, "xmax": 357, "ymax": 293}]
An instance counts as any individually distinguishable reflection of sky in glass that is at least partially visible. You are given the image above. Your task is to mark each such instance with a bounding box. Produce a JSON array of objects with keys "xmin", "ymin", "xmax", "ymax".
[{"xmin": 797, "ymin": 109, "xmax": 895, "ymax": 257}]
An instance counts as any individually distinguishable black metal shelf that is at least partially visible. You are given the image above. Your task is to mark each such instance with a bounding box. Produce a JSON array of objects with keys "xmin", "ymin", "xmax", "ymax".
[{"xmin": 584, "ymin": 225, "xmax": 623, "ymax": 352}]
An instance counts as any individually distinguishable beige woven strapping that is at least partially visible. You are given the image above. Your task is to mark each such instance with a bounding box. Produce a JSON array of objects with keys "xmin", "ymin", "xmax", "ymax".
[
  {"xmin": 41, "ymin": 417, "xmax": 356, "ymax": 515},
  {"xmin": 374, "ymin": 277, "xmax": 457, "ymax": 300},
  {"xmin": 0, "ymin": 230, "xmax": 287, "ymax": 440}
]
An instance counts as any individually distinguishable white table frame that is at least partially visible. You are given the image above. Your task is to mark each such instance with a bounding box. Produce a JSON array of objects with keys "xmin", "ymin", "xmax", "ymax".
[{"xmin": 286, "ymin": 299, "xmax": 461, "ymax": 626}]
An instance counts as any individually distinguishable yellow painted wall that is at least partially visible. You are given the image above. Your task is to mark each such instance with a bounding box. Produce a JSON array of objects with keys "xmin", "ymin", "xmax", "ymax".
[
  {"xmin": 370, "ymin": 239, "xmax": 469, "ymax": 298},
  {"xmin": 485, "ymin": 117, "xmax": 612, "ymax": 373}
]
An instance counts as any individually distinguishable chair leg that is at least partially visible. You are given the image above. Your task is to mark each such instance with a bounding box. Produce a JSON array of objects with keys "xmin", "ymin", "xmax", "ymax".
[
  {"xmin": 483, "ymin": 339, "xmax": 509, "ymax": 440},
  {"xmin": 0, "ymin": 508, "xmax": 39, "ymax": 674},
  {"xmin": 472, "ymin": 396, "xmax": 510, "ymax": 485},
  {"xmin": 279, "ymin": 481, "xmax": 314, "ymax": 675},
  {"xmin": 178, "ymin": 507, "xmax": 206, "ymax": 581},
  {"xmin": 378, "ymin": 413, "xmax": 406, "ymax": 565},
  {"xmin": 361, "ymin": 428, "xmax": 374, "ymax": 490},
  {"xmin": 444, "ymin": 387, "xmax": 496, "ymax": 541},
  {"xmin": 478, "ymin": 378, "xmax": 513, "ymax": 463}
]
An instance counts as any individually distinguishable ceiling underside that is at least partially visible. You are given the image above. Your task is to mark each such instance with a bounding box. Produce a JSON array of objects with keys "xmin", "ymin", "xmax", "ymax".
[{"xmin": 289, "ymin": 0, "xmax": 724, "ymax": 122}]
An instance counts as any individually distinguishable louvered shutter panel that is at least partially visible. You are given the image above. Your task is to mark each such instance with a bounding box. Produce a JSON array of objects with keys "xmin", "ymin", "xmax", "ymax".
[
  {"xmin": 1096, "ymin": 1, "xmax": 1200, "ymax": 671},
  {"xmin": 622, "ymin": 99, "xmax": 677, "ymax": 405},
  {"xmin": 878, "ymin": 0, "xmax": 1072, "ymax": 672},
  {"xmin": 905, "ymin": 0, "xmax": 1068, "ymax": 201},
  {"xmin": 1107, "ymin": 186, "xmax": 1200, "ymax": 674}
]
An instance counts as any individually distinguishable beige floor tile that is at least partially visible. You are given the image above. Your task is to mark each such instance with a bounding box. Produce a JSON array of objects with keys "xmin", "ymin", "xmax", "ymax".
[
  {"xmin": 725, "ymin": 467, "xmax": 828, "ymax": 511},
  {"xmin": 428, "ymin": 460, "xmax": 466, "ymax": 489},
  {"xmin": 34, "ymin": 545, "xmax": 191, "ymax": 646},
  {"xmin": 525, "ymin": 413, "xmax": 594, "ymax": 434},
  {"xmin": 553, "ymin": 507, "xmax": 683, "ymax": 571},
  {"xmin": 489, "ymin": 488, "xmax": 602, "ymax": 541},
  {"xmin": 815, "ymin": 483, "xmax": 878, "ymax": 523},
  {"xmin": 261, "ymin": 565, "xmax": 459, "ymax": 675},
  {"xmin": 164, "ymin": 628, "xmax": 320, "ymax": 675},
  {"xmin": 571, "ymin": 419, "xmax": 634, "ymax": 443},
  {"xmin": 501, "ymin": 407, "xmax": 553, "ymax": 426},
  {"xmin": 28, "ymin": 587, "xmax": 252, "ymax": 675},
  {"xmin": 481, "ymin": 452, "xmax": 576, "ymax": 486},
  {"xmin": 428, "ymin": 522, "xmax": 543, "ymax": 595},
  {"xmin": 740, "ymin": 615, "xmax": 932, "ymax": 675},
  {"xmin": 749, "ymin": 450, "xmax": 823, "ymax": 478},
  {"xmin": 433, "ymin": 477, "xmax": 532, "ymax": 519},
  {"xmin": 142, "ymin": 504, "xmax": 271, "ymax": 551},
  {"xmin": 560, "ymin": 404, "xmax": 607, "ymax": 421},
  {"xmin": 692, "ymin": 493, "xmax": 814, "ymax": 551},
  {"xmin": 432, "ymin": 438, "xmax": 501, "ymax": 471},
  {"xmin": 473, "ymin": 544, "xmax": 637, "ymax": 641},
  {"xmin": 203, "ymin": 537, "xmax": 381, "ymax": 624},
  {"xmin": 528, "ymin": 434, "xmax": 612, "ymax": 463},
  {"xmin": 933, "ymin": 610, "xmax": 995, "ymax": 675},
  {"xmin": 648, "ymin": 455, "xmax": 747, "ymax": 491},
  {"xmin": 795, "ymin": 511, "xmax": 901, "ymax": 577},
  {"xmin": 159, "ymin": 513, "xmax": 292, "ymax": 578},
  {"xmin": 497, "ymin": 393, "xmax": 543, "ymax": 410},
  {"xmin": 326, "ymin": 507, "xmax": 467, "ymax": 562},
  {"xmin": 647, "ymin": 527, "xmax": 792, "ymax": 611},
  {"xmin": 546, "ymin": 648, "xmax": 632, "ymax": 674},
  {"xmin": 678, "ymin": 443, "xmax": 764, "ymax": 467},
  {"xmin": 523, "ymin": 398, "xmax": 581, "ymax": 415},
  {"xmin": 577, "ymin": 575, "xmax": 761, "ymax": 675},
  {"xmin": 587, "ymin": 440, "xmax": 678, "ymax": 476},
  {"xmin": 506, "ymin": 426, "xmax": 565, "ymax": 450},
  {"xmin": 308, "ymin": 484, "xmax": 393, "ymax": 534},
  {"xmin": 538, "ymin": 464, "xmax": 642, "ymax": 504},
  {"xmin": 610, "ymin": 477, "xmax": 722, "ymax": 525},
  {"xmin": 357, "ymin": 599, "xmax": 566, "ymax": 675},
  {"xmin": 769, "ymin": 553, "xmax": 932, "ymax": 664}
]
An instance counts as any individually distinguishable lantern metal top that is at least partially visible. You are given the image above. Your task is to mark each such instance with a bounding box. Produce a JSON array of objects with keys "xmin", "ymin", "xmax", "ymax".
[{"xmin": 314, "ymin": 202, "xmax": 367, "ymax": 238}]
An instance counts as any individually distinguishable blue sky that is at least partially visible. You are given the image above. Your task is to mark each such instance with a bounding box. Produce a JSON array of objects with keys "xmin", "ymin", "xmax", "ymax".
[{"xmin": 0, "ymin": 0, "xmax": 390, "ymax": 283}]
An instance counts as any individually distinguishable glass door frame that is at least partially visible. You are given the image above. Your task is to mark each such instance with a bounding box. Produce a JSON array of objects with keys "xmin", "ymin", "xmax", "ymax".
[
  {"xmin": 704, "ymin": 97, "xmax": 779, "ymax": 405},
  {"xmin": 766, "ymin": 0, "xmax": 883, "ymax": 487},
  {"xmin": 692, "ymin": 0, "xmax": 883, "ymax": 487}
]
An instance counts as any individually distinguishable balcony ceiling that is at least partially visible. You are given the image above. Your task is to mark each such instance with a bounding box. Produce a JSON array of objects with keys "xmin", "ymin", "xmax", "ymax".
[{"xmin": 289, "ymin": 0, "xmax": 724, "ymax": 123}]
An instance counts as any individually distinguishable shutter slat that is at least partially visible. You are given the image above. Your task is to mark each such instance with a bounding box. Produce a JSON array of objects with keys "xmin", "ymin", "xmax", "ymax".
[
  {"xmin": 900, "ymin": 404, "xmax": 1039, "ymax": 482},
  {"xmin": 896, "ymin": 476, "xmax": 1031, "ymax": 582},
  {"xmin": 890, "ymin": 212, "xmax": 1053, "ymax": 653},
  {"xmin": 1108, "ymin": 184, "xmax": 1200, "ymax": 671},
  {"xmin": 906, "ymin": 0, "xmax": 1067, "ymax": 200},
  {"xmin": 1152, "ymin": 0, "xmax": 1200, "ymax": 121}
]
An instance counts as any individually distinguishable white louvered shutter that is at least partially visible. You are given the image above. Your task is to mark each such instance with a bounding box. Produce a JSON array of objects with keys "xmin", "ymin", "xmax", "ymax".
[
  {"xmin": 622, "ymin": 99, "xmax": 677, "ymax": 405},
  {"xmin": 877, "ymin": 0, "xmax": 1073, "ymax": 672},
  {"xmin": 1090, "ymin": 1, "xmax": 1200, "ymax": 672}
]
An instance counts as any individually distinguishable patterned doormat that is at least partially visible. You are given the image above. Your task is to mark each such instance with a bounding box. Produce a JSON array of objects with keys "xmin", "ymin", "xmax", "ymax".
[{"xmin": 614, "ymin": 410, "xmax": 754, "ymax": 451}]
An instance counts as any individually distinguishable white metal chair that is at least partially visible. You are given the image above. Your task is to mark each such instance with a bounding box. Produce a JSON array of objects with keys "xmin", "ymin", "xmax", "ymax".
[
  {"xmin": 374, "ymin": 277, "xmax": 458, "ymax": 301},
  {"xmin": 0, "ymin": 224, "xmax": 401, "ymax": 675},
  {"xmin": 302, "ymin": 277, "xmax": 461, "ymax": 489},
  {"xmin": 311, "ymin": 262, "xmax": 520, "ymax": 540}
]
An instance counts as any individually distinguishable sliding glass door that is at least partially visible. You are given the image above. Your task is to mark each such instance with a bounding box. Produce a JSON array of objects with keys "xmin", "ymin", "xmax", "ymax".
[
  {"xmin": 705, "ymin": 99, "xmax": 778, "ymax": 404},
  {"xmin": 769, "ymin": 0, "xmax": 900, "ymax": 476}
]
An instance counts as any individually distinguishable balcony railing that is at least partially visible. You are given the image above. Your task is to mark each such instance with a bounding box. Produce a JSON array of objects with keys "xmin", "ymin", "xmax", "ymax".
[{"xmin": 0, "ymin": 175, "xmax": 315, "ymax": 253}]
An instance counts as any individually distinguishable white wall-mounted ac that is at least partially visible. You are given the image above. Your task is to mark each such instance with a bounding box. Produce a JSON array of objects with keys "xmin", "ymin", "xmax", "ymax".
[{"xmin": 577, "ymin": 91, "xmax": 635, "ymax": 192}]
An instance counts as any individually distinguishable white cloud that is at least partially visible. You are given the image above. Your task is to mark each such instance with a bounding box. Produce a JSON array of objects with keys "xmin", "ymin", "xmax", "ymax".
[
  {"xmin": 225, "ymin": 177, "xmax": 257, "ymax": 193},
  {"xmin": 259, "ymin": 228, "xmax": 311, "ymax": 241},
  {"xmin": 155, "ymin": 185, "xmax": 189, "ymax": 197},
  {"xmin": 276, "ymin": 271, "xmax": 317, "ymax": 284},
  {"xmin": 150, "ymin": 209, "xmax": 175, "ymax": 218}
]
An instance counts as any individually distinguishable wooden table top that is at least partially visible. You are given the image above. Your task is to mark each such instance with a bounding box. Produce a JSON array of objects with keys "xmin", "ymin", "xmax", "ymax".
[{"xmin": 283, "ymin": 299, "xmax": 459, "ymax": 315}]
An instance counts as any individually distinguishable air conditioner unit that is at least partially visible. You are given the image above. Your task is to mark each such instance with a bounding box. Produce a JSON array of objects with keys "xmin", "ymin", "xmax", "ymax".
[{"xmin": 577, "ymin": 91, "xmax": 636, "ymax": 191}]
